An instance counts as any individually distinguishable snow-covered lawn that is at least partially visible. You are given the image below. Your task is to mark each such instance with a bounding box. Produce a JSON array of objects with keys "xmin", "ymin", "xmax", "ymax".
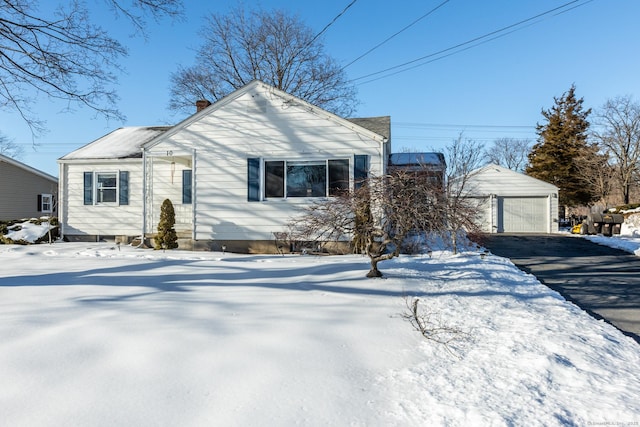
[{"xmin": 1, "ymin": 237, "xmax": 639, "ymax": 426}]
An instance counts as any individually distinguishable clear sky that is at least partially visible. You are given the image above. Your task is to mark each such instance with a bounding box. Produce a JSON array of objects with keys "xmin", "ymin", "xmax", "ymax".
[{"xmin": 2, "ymin": 0, "xmax": 639, "ymax": 177}]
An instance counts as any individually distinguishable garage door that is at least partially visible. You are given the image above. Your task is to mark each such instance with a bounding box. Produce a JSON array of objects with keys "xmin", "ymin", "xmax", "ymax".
[{"xmin": 498, "ymin": 197, "xmax": 548, "ymax": 233}]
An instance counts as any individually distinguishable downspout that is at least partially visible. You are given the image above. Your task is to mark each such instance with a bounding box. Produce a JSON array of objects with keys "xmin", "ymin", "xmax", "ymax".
[
  {"xmin": 489, "ymin": 194, "xmax": 494, "ymax": 234},
  {"xmin": 547, "ymin": 193, "xmax": 554, "ymax": 234},
  {"xmin": 58, "ymin": 162, "xmax": 65, "ymax": 240},
  {"xmin": 192, "ymin": 149, "xmax": 196, "ymax": 240},
  {"xmin": 381, "ymin": 137, "xmax": 388, "ymax": 175},
  {"xmin": 141, "ymin": 148, "xmax": 147, "ymax": 244}
]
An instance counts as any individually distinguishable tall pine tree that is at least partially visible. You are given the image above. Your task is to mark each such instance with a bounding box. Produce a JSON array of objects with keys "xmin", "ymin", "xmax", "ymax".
[{"xmin": 527, "ymin": 85, "xmax": 595, "ymax": 207}]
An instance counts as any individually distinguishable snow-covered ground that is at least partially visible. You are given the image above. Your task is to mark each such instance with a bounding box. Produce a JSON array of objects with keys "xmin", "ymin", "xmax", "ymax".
[
  {"xmin": 582, "ymin": 221, "xmax": 640, "ymax": 256},
  {"xmin": 1, "ymin": 223, "xmax": 640, "ymax": 426}
]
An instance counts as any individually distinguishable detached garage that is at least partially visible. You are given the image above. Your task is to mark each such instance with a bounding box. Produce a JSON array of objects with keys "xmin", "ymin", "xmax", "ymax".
[{"xmin": 466, "ymin": 164, "xmax": 559, "ymax": 234}]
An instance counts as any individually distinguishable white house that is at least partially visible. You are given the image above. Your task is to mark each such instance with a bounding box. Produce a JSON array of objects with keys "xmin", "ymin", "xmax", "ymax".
[
  {"xmin": 465, "ymin": 164, "xmax": 559, "ymax": 233},
  {"xmin": 58, "ymin": 80, "xmax": 391, "ymax": 252}
]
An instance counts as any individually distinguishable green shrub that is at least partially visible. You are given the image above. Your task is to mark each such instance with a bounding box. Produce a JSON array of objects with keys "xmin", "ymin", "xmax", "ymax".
[{"xmin": 155, "ymin": 199, "xmax": 179, "ymax": 250}]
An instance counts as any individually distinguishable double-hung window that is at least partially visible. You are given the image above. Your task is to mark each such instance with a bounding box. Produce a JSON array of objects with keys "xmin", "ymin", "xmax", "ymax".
[
  {"xmin": 84, "ymin": 171, "xmax": 129, "ymax": 205},
  {"xmin": 96, "ymin": 172, "xmax": 117, "ymax": 203},
  {"xmin": 38, "ymin": 194, "xmax": 53, "ymax": 213}
]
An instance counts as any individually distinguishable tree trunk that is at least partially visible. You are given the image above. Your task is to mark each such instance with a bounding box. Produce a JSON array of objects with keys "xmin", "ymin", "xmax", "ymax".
[
  {"xmin": 624, "ymin": 183, "xmax": 630, "ymax": 204},
  {"xmin": 366, "ymin": 258, "xmax": 383, "ymax": 278}
]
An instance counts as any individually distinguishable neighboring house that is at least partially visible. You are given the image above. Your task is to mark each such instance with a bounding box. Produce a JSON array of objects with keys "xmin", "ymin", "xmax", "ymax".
[
  {"xmin": 58, "ymin": 80, "xmax": 391, "ymax": 252},
  {"xmin": 0, "ymin": 154, "xmax": 58, "ymax": 221},
  {"xmin": 465, "ymin": 164, "xmax": 559, "ymax": 233}
]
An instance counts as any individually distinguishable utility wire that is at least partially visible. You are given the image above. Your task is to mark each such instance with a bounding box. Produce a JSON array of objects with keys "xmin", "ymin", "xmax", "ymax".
[
  {"xmin": 357, "ymin": 20, "xmax": 541, "ymax": 85},
  {"xmin": 343, "ymin": 0, "xmax": 451, "ymax": 69},
  {"xmin": 351, "ymin": 0, "xmax": 591, "ymax": 85},
  {"xmin": 396, "ymin": 122, "xmax": 534, "ymax": 129},
  {"xmin": 286, "ymin": 0, "xmax": 358, "ymax": 80},
  {"xmin": 308, "ymin": 0, "xmax": 358, "ymax": 48}
]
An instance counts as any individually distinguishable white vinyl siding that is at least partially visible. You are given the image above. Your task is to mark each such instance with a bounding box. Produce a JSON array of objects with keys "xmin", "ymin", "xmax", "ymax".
[
  {"xmin": 465, "ymin": 164, "xmax": 559, "ymax": 234},
  {"xmin": 144, "ymin": 156, "xmax": 193, "ymax": 235},
  {"xmin": 145, "ymin": 84, "xmax": 385, "ymax": 241},
  {"xmin": 0, "ymin": 160, "xmax": 57, "ymax": 220},
  {"xmin": 61, "ymin": 161, "xmax": 142, "ymax": 236}
]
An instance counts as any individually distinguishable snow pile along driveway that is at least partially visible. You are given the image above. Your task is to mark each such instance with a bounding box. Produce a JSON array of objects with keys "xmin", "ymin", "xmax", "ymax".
[{"xmin": 0, "ymin": 242, "xmax": 638, "ymax": 426}]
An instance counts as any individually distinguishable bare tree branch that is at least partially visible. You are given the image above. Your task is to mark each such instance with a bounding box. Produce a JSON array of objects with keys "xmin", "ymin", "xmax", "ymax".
[
  {"xmin": 484, "ymin": 137, "xmax": 532, "ymax": 172},
  {"xmin": 289, "ymin": 169, "xmax": 445, "ymax": 278},
  {"xmin": 400, "ymin": 296, "xmax": 470, "ymax": 358},
  {"xmin": 573, "ymin": 144, "xmax": 616, "ymax": 207},
  {"xmin": 0, "ymin": 132, "xmax": 25, "ymax": 159},
  {"xmin": 0, "ymin": 0, "xmax": 183, "ymax": 136},
  {"xmin": 169, "ymin": 6, "xmax": 358, "ymax": 117},
  {"xmin": 592, "ymin": 95, "xmax": 640, "ymax": 205},
  {"xmin": 443, "ymin": 135, "xmax": 486, "ymax": 253}
]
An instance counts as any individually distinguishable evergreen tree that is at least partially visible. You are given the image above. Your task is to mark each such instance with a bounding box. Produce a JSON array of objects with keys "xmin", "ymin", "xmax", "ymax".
[
  {"xmin": 527, "ymin": 85, "xmax": 595, "ymax": 207},
  {"xmin": 155, "ymin": 199, "xmax": 179, "ymax": 250}
]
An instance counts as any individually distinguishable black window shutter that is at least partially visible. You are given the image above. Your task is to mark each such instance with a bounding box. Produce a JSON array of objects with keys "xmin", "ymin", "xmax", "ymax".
[
  {"xmin": 83, "ymin": 172, "xmax": 93, "ymax": 205},
  {"xmin": 354, "ymin": 155, "xmax": 369, "ymax": 189},
  {"xmin": 119, "ymin": 171, "xmax": 129, "ymax": 205},
  {"xmin": 247, "ymin": 158, "xmax": 260, "ymax": 201},
  {"xmin": 182, "ymin": 169, "xmax": 192, "ymax": 204},
  {"xmin": 37, "ymin": 194, "xmax": 42, "ymax": 212}
]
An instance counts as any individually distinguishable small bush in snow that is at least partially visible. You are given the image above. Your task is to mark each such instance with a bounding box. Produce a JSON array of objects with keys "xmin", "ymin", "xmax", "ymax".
[{"xmin": 155, "ymin": 199, "xmax": 179, "ymax": 250}]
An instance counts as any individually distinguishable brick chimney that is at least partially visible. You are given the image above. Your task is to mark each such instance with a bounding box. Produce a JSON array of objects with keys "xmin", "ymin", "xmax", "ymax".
[{"xmin": 196, "ymin": 99, "xmax": 211, "ymax": 112}]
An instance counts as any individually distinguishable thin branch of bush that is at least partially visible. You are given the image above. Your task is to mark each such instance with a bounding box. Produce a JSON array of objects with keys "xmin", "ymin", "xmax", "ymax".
[{"xmin": 400, "ymin": 296, "xmax": 470, "ymax": 358}]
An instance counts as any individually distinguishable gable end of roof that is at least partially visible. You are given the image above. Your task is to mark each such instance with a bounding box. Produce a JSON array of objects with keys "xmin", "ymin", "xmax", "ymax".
[{"xmin": 0, "ymin": 153, "xmax": 58, "ymax": 182}]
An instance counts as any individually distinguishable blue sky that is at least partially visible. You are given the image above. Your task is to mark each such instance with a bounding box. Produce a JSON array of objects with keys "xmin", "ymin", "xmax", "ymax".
[{"xmin": 2, "ymin": 0, "xmax": 639, "ymax": 176}]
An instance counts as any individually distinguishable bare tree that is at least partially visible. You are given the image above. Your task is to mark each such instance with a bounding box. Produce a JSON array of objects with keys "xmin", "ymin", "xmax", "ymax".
[
  {"xmin": 289, "ymin": 170, "xmax": 443, "ymax": 278},
  {"xmin": 169, "ymin": 6, "xmax": 358, "ymax": 117},
  {"xmin": 573, "ymin": 144, "xmax": 617, "ymax": 206},
  {"xmin": 484, "ymin": 137, "xmax": 531, "ymax": 172},
  {"xmin": 0, "ymin": 133, "xmax": 25, "ymax": 159},
  {"xmin": 592, "ymin": 95, "xmax": 640, "ymax": 205},
  {"xmin": 442, "ymin": 135, "xmax": 486, "ymax": 253},
  {"xmin": 0, "ymin": 0, "xmax": 183, "ymax": 135}
]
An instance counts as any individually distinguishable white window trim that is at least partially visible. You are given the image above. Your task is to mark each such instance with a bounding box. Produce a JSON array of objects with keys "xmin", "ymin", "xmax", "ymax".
[
  {"xmin": 94, "ymin": 171, "xmax": 120, "ymax": 206},
  {"xmin": 40, "ymin": 193, "xmax": 53, "ymax": 213},
  {"xmin": 263, "ymin": 158, "xmax": 350, "ymax": 200}
]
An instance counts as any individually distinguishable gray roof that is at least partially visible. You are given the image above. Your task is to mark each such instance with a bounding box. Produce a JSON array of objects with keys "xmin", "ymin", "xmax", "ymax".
[
  {"xmin": 347, "ymin": 116, "xmax": 391, "ymax": 140},
  {"xmin": 59, "ymin": 126, "xmax": 171, "ymax": 161},
  {"xmin": 0, "ymin": 153, "xmax": 58, "ymax": 182}
]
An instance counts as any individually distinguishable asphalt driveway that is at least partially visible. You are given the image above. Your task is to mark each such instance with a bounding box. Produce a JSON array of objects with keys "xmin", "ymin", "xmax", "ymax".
[{"xmin": 483, "ymin": 234, "xmax": 640, "ymax": 343}]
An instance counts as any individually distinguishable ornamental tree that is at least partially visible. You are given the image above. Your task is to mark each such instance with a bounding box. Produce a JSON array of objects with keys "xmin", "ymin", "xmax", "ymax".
[{"xmin": 155, "ymin": 199, "xmax": 178, "ymax": 250}]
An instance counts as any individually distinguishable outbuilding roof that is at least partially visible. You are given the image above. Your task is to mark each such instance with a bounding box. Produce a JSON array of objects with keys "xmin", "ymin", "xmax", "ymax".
[{"xmin": 59, "ymin": 126, "xmax": 171, "ymax": 161}]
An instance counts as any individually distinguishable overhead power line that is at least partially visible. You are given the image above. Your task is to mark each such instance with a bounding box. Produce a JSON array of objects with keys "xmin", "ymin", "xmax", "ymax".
[
  {"xmin": 343, "ymin": 0, "xmax": 451, "ymax": 69},
  {"xmin": 351, "ymin": 0, "xmax": 594, "ymax": 85},
  {"xmin": 396, "ymin": 121, "xmax": 534, "ymax": 130},
  {"xmin": 308, "ymin": 0, "xmax": 358, "ymax": 47}
]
